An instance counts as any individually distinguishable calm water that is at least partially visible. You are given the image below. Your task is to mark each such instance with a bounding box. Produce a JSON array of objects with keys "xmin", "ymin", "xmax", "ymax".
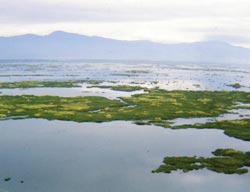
[
  {"xmin": 0, "ymin": 60, "xmax": 250, "ymax": 191},
  {"xmin": 0, "ymin": 119, "xmax": 249, "ymax": 192}
]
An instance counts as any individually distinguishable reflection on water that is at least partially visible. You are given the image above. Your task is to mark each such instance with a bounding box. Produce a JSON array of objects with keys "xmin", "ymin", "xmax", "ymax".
[{"xmin": 0, "ymin": 119, "xmax": 249, "ymax": 192}]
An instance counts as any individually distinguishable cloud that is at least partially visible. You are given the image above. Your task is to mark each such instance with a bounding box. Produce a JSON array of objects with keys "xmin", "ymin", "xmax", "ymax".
[
  {"xmin": 0, "ymin": 0, "xmax": 250, "ymax": 24},
  {"xmin": 0, "ymin": 0, "xmax": 250, "ymax": 47}
]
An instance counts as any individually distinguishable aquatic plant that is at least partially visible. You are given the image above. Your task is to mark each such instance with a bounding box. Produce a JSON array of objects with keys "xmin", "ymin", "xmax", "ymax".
[
  {"xmin": 228, "ymin": 83, "xmax": 242, "ymax": 89},
  {"xmin": 0, "ymin": 80, "xmax": 103, "ymax": 89},
  {"xmin": 173, "ymin": 119, "xmax": 250, "ymax": 141},
  {"xmin": 0, "ymin": 89, "xmax": 249, "ymax": 140},
  {"xmin": 153, "ymin": 149, "xmax": 250, "ymax": 175},
  {"xmin": 88, "ymin": 85, "xmax": 147, "ymax": 92}
]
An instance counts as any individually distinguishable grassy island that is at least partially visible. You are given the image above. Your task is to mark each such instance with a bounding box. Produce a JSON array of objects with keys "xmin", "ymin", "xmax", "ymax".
[
  {"xmin": 0, "ymin": 89, "xmax": 249, "ymax": 140},
  {"xmin": 0, "ymin": 80, "xmax": 102, "ymax": 89},
  {"xmin": 228, "ymin": 83, "xmax": 242, "ymax": 89},
  {"xmin": 88, "ymin": 85, "xmax": 147, "ymax": 92},
  {"xmin": 173, "ymin": 119, "xmax": 250, "ymax": 141},
  {"xmin": 153, "ymin": 149, "xmax": 250, "ymax": 175}
]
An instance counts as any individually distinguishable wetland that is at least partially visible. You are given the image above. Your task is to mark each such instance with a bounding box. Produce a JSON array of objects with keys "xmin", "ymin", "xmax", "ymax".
[{"xmin": 0, "ymin": 60, "xmax": 250, "ymax": 192}]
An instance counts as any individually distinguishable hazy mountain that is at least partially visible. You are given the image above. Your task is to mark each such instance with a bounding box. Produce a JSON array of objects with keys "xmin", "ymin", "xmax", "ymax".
[{"xmin": 0, "ymin": 31, "xmax": 250, "ymax": 63}]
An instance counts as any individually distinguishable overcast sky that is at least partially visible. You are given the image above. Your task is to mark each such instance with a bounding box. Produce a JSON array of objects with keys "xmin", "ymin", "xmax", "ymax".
[{"xmin": 0, "ymin": 0, "xmax": 250, "ymax": 47}]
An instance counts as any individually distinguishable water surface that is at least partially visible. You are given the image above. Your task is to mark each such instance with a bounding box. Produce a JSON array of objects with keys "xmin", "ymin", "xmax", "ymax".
[
  {"xmin": 1, "ymin": 60, "xmax": 249, "ymax": 91},
  {"xmin": 0, "ymin": 119, "xmax": 249, "ymax": 192},
  {"xmin": 0, "ymin": 60, "xmax": 250, "ymax": 192}
]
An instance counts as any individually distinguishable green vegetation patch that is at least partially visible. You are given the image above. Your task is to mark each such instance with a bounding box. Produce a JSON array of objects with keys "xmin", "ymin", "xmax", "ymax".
[
  {"xmin": 153, "ymin": 149, "xmax": 250, "ymax": 175},
  {"xmin": 0, "ymin": 80, "xmax": 103, "ymax": 89},
  {"xmin": 0, "ymin": 95, "xmax": 126, "ymax": 122},
  {"xmin": 228, "ymin": 83, "xmax": 242, "ymax": 89},
  {"xmin": 0, "ymin": 89, "xmax": 249, "ymax": 140},
  {"xmin": 126, "ymin": 70, "xmax": 150, "ymax": 74},
  {"xmin": 88, "ymin": 85, "xmax": 147, "ymax": 92},
  {"xmin": 173, "ymin": 119, "xmax": 250, "ymax": 141},
  {"xmin": 124, "ymin": 89, "xmax": 249, "ymax": 124}
]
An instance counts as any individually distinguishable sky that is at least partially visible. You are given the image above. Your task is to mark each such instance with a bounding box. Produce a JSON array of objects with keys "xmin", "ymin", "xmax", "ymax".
[{"xmin": 0, "ymin": 0, "xmax": 250, "ymax": 47}]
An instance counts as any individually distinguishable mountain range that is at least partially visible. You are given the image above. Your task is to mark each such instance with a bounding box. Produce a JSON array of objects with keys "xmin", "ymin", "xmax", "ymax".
[{"xmin": 0, "ymin": 31, "xmax": 250, "ymax": 63}]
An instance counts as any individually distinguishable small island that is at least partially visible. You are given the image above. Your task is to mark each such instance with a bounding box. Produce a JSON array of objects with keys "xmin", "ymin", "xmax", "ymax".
[{"xmin": 153, "ymin": 149, "xmax": 250, "ymax": 175}]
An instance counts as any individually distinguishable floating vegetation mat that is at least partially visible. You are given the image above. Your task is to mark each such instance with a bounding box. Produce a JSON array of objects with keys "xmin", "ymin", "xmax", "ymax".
[
  {"xmin": 0, "ymin": 89, "xmax": 250, "ymax": 140},
  {"xmin": 153, "ymin": 149, "xmax": 250, "ymax": 175},
  {"xmin": 0, "ymin": 80, "xmax": 102, "ymax": 89}
]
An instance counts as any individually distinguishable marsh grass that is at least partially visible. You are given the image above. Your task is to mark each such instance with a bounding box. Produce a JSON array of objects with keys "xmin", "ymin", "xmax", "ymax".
[
  {"xmin": 153, "ymin": 149, "xmax": 250, "ymax": 175},
  {"xmin": 88, "ymin": 85, "xmax": 147, "ymax": 92},
  {"xmin": 0, "ymin": 89, "xmax": 249, "ymax": 140},
  {"xmin": 173, "ymin": 119, "xmax": 250, "ymax": 141},
  {"xmin": 228, "ymin": 83, "xmax": 242, "ymax": 89},
  {"xmin": 0, "ymin": 80, "xmax": 103, "ymax": 89}
]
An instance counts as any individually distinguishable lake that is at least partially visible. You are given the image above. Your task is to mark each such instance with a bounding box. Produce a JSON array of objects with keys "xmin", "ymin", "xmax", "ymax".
[{"xmin": 0, "ymin": 60, "xmax": 249, "ymax": 192}]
